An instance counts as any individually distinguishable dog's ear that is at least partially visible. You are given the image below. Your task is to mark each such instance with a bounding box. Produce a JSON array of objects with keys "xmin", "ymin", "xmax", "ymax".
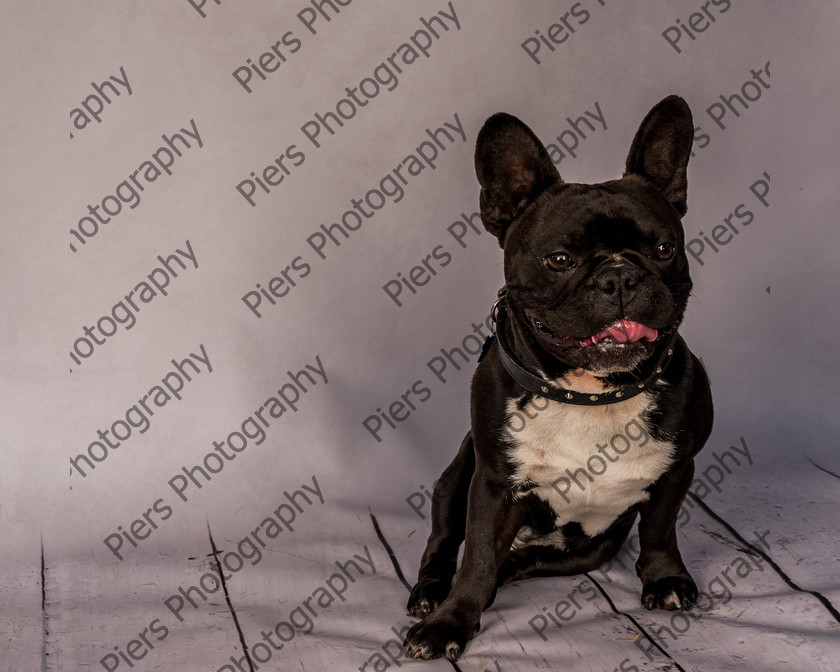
[
  {"xmin": 475, "ymin": 113, "xmax": 560, "ymax": 245},
  {"xmin": 624, "ymin": 95, "xmax": 694, "ymax": 217}
]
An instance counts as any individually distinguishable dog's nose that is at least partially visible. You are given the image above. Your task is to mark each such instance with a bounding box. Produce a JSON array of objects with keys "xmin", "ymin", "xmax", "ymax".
[{"xmin": 595, "ymin": 264, "xmax": 640, "ymax": 296}]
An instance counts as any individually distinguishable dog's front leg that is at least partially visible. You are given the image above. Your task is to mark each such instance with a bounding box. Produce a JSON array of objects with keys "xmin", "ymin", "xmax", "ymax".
[
  {"xmin": 404, "ymin": 472, "xmax": 524, "ymax": 661},
  {"xmin": 635, "ymin": 459, "xmax": 698, "ymax": 611}
]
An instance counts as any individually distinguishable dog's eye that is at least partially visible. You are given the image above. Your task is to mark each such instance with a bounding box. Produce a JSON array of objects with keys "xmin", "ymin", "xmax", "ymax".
[
  {"xmin": 544, "ymin": 252, "xmax": 574, "ymax": 271},
  {"xmin": 655, "ymin": 242, "xmax": 675, "ymax": 260}
]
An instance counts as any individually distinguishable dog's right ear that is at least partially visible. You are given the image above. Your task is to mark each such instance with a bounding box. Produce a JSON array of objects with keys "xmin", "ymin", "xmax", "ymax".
[{"xmin": 474, "ymin": 113, "xmax": 560, "ymax": 246}]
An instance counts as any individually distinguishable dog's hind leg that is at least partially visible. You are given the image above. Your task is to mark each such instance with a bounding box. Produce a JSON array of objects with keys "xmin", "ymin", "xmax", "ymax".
[
  {"xmin": 495, "ymin": 515, "xmax": 635, "ymax": 588},
  {"xmin": 407, "ymin": 431, "xmax": 475, "ymax": 619}
]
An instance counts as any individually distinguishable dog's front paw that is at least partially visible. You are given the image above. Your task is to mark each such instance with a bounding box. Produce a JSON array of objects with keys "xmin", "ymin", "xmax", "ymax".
[
  {"xmin": 404, "ymin": 614, "xmax": 477, "ymax": 661},
  {"xmin": 406, "ymin": 579, "xmax": 452, "ymax": 619},
  {"xmin": 642, "ymin": 576, "xmax": 698, "ymax": 611}
]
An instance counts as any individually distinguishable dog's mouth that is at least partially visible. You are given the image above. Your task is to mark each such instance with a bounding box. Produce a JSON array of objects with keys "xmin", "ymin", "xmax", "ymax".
[
  {"xmin": 527, "ymin": 311, "xmax": 659, "ymax": 350},
  {"xmin": 582, "ymin": 319, "xmax": 659, "ymax": 346}
]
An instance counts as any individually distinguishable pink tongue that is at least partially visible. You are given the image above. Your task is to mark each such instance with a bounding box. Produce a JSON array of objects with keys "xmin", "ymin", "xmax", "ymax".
[{"xmin": 589, "ymin": 320, "xmax": 658, "ymax": 344}]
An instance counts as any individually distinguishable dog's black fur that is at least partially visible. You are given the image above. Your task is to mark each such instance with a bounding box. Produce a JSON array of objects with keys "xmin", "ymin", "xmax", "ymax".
[{"xmin": 404, "ymin": 96, "xmax": 713, "ymax": 661}]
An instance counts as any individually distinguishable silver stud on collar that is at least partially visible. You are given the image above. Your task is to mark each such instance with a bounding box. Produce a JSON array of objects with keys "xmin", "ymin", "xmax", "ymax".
[
  {"xmin": 541, "ymin": 385, "xmax": 549, "ymax": 393},
  {"xmin": 615, "ymin": 391, "xmax": 624, "ymax": 398},
  {"xmin": 589, "ymin": 394, "xmax": 599, "ymax": 402},
  {"xmin": 565, "ymin": 392, "xmax": 573, "ymax": 400}
]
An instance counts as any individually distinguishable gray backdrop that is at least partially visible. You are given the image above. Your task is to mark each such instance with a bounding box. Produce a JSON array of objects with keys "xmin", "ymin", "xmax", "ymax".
[{"xmin": 2, "ymin": 1, "xmax": 839, "ymax": 670}]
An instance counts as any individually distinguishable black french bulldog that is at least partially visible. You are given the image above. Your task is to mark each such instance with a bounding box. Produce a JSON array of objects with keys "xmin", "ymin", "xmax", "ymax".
[{"xmin": 404, "ymin": 95, "xmax": 713, "ymax": 661}]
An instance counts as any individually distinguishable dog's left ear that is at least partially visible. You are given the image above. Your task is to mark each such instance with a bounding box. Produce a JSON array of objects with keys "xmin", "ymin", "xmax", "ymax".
[
  {"xmin": 624, "ymin": 95, "xmax": 694, "ymax": 217},
  {"xmin": 475, "ymin": 113, "xmax": 561, "ymax": 246}
]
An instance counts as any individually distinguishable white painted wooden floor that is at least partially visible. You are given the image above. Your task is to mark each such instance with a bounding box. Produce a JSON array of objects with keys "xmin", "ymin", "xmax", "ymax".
[{"xmin": 7, "ymin": 456, "xmax": 839, "ymax": 672}]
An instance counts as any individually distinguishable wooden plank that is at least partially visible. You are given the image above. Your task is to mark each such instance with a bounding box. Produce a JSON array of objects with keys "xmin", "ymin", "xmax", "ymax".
[
  {"xmin": 685, "ymin": 455, "xmax": 840, "ymax": 594},
  {"xmin": 0, "ymin": 531, "xmax": 43, "ymax": 669},
  {"xmin": 43, "ymin": 521, "xmax": 245, "ymax": 671},
  {"xmin": 187, "ymin": 500, "xmax": 454, "ymax": 671}
]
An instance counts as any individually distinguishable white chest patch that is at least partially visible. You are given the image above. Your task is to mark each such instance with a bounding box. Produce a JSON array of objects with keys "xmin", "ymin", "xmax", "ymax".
[{"xmin": 504, "ymin": 389, "xmax": 675, "ymax": 541}]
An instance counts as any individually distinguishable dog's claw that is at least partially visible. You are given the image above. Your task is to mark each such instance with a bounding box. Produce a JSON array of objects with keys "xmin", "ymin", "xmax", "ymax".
[
  {"xmin": 403, "ymin": 617, "xmax": 473, "ymax": 661},
  {"xmin": 407, "ymin": 579, "xmax": 451, "ymax": 620},
  {"xmin": 408, "ymin": 597, "xmax": 437, "ymax": 619},
  {"xmin": 445, "ymin": 641, "xmax": 464, "ymax": 661},
  {"xmin": 642, "ymin": 576, "xmax": 698, "ymax": 611}
]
